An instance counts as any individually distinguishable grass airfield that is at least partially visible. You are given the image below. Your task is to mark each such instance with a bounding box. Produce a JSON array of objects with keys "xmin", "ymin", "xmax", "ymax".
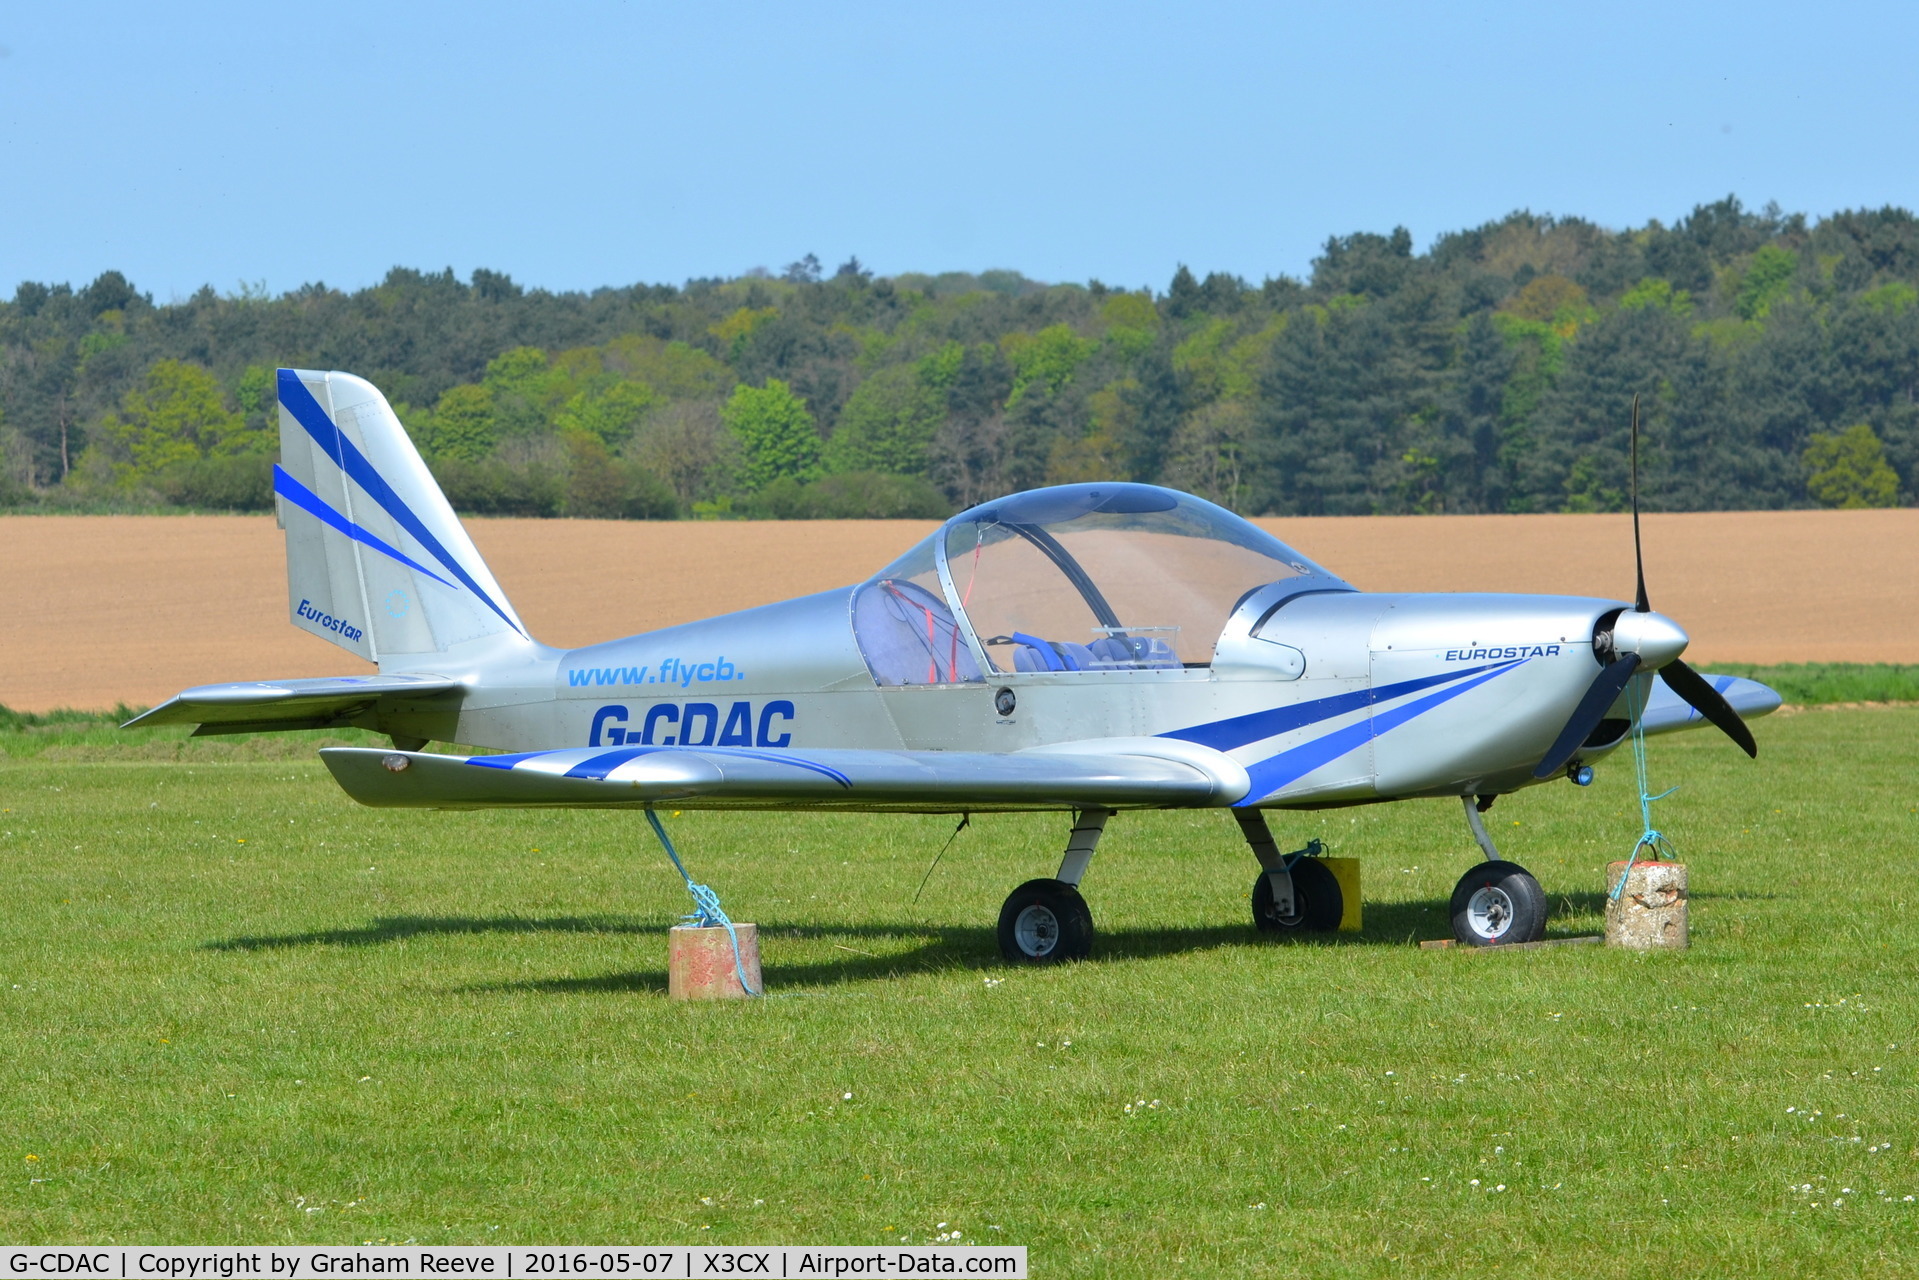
[{"xmin": 0, "ymin": 708, "xmax": 1915, "ymax": 1275}]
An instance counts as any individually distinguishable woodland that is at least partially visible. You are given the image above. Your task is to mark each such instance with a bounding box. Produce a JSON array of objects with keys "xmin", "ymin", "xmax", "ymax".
[{"xmin": 2, "ymin": 198, "xmax": 1914, "ymax": 519}]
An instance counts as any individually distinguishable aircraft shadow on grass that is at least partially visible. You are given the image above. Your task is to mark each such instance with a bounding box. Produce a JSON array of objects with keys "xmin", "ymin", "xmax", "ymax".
[{"xmin": 202, "ymin": 888, "xmax": 1665, "ymax": 995}]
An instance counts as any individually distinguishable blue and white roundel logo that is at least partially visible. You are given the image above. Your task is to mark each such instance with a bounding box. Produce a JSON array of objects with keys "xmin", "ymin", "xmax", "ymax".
[{"xmin": 385, "ymin": 590, "xmax": 411, "ymax": 619}]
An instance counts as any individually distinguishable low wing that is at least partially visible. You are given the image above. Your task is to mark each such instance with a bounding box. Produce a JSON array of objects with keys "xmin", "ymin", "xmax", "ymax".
[
  {"xmin": 1639, "ymin": 672, "xmax": 1781, "ymax": 736},
  {"xmin": 320, "ymin": 737, "xmax": 1249, "ymax": 813},
  {"xmin": 124, "ymin": 674, "xmax": 463, "ymax": 736}
]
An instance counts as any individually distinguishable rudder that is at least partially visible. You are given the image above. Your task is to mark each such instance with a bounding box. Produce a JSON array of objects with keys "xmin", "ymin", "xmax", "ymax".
[{"xmin": 275, "ymin": 368, "xmax": 531, "ymax": 664}]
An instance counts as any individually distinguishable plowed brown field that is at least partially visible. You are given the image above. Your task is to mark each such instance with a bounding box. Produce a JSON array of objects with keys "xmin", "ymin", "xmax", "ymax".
[{"xmin": 4, "ymin": 510, "xmax": 1915, "ymax": 712}]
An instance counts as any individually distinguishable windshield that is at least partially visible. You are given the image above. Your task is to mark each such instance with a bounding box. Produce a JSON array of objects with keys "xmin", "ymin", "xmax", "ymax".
[{"xmin": 942, "ymin": 483, "xmax": 1323, "ymax": 673}]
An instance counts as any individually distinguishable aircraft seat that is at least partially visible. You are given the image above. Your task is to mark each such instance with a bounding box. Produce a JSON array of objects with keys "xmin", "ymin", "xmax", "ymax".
[
  {"xmin": 853, "ymin": 579, "xmax": 982, "ymax": 686},
  {"xmin": 1010, "ymin": 633, "xmax": 1096, "ymax": 672},
  {"xmin": 1008, "ymin": 631, "xmax": 1181, "ymax": 672},
  {"xmin": 1089, "ymin": 635, "xmax": 1179, "ymax": 668}
]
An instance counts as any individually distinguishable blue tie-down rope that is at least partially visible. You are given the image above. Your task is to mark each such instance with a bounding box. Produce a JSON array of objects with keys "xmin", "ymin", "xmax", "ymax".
[
  {"xmin": 645, "ymin": 808, "xmax": 759, "ymax": 997},
  {"xmin": 1611, "ymin": 676, "xmax": 1680, "ymax": 903}
]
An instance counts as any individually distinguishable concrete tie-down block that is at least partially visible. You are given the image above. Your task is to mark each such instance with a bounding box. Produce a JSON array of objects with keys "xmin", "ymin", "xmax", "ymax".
[
  {"xmin": 669, "ymin": 923, "xmax": 762, "ymax": 999},
  {"xmin": 1604, "ymin": 861, "xmax": 1688, "ymax": 950}
]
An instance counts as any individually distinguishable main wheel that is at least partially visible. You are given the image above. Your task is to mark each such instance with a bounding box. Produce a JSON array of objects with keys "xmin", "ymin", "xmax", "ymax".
[
  {"xmin": 997, "ymin": 878, "xmax": 1094, "ymax": 964},
  {"xmin": 1252, "ymin": 859, "xmax": 1343, "ymax": 933},
  {"xmin": 1449, "ymin": 860, "xmax": 1548, "ymax": 946}
]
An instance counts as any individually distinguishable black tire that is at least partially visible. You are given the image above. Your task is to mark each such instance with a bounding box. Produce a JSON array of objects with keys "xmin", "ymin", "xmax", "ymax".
[
  {"xmin": 1449, "ymin": 860, "xmax": 1548, "ymax": 947},
  {"xmin": 997, "ymin": 878, "xmax": 1094, "ymax": 964},
  {"xmin": 1252, "ymin": 858, "xmax": 1344, "ymax": 933}
]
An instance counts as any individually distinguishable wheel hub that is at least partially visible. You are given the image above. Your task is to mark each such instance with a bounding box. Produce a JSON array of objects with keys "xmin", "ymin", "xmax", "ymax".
[
  {"xmin": 1465, "ymin": 885, "xmax": 1515, "ymax": 940},
  {"xmin": 1013, "ymin": 904, "xmax": 1061, "ymax": 957}
]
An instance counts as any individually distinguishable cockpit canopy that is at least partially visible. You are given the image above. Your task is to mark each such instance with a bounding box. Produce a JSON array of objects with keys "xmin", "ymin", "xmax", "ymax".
[{"xmin": 852, "ymin": 483, "xmax": 1341, "ymax": 685}]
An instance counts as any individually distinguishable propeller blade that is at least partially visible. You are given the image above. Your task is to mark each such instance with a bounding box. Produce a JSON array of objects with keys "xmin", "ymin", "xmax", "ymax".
[
  {"xmin": 1658, "ymin": 657, "xmax": 1759, "ymax": 758},
  {"xmin": 1533, "ymin": 654, "xmax": 1642, "ymax": 780},
  {"xmin": 1630, "ymin": 394, "xmax": 1649, "ymax": 613}
]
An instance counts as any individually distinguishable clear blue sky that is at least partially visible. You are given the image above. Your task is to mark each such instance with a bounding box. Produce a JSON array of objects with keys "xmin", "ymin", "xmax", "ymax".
[{"xmin": 4, "ymin": 1, "xmax": 1916, "ymax": 300}]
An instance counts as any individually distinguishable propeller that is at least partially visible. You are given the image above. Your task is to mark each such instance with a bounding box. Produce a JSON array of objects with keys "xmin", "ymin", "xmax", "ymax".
[{"xmin": 1532, "ymin": 396, "xmax": 1758, "ymax": 779}]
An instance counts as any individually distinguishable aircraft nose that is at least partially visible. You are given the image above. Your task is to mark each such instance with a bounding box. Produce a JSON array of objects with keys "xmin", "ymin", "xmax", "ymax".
[{"xmin": 1608, "ymin": 609, "xmax": 1689, "ymax": 669}]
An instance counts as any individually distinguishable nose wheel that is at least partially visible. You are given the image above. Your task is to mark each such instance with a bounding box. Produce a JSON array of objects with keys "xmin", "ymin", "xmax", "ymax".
[{"xmin": 1448, "ymin": 861, "xmax": 1548, "ymax": 946}]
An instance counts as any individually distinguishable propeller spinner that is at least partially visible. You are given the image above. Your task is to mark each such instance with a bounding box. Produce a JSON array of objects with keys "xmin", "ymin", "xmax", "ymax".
[{"xmin": 1532, "ymin": 396, "xmax": 1759, "ymax": 779}]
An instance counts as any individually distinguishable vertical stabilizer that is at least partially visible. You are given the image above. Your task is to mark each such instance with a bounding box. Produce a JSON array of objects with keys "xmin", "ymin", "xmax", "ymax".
[{"xmin": 275, "ymin": 368, "xmax": 531, "ymax": 664}]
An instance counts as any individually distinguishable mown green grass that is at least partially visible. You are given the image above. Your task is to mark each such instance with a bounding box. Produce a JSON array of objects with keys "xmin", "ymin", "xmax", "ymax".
[
  {"xmin": 1706, "ymin": 663, "xmax": 1919, "ymax": 706},
  {"xmin": 1, "ymin": 707, "xmax": 1916, "ymax": 1275}
]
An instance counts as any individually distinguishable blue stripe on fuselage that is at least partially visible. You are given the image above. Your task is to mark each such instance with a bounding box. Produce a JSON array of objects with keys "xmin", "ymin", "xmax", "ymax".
[
  {"xmin": 1161, "ymin": 660, "xmax": 1519, "ymax": 753},
  {"xmin": 1237, "ymin": 662, "xmax": 1525, "ymax": 800}
]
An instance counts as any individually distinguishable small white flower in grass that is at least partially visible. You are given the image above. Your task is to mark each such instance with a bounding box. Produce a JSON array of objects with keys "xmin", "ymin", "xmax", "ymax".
[
  {"xmin": 843, "ymin": 1092, "xmax": 853, "ymax": 1101},
  {"xmin": 1470, "ymin": 1179, "xmax": 1479, "ymax": 1187},
  {"xmin": 1495, "ymin": 1185, "xmax": 1506, "ymax": 1192}
]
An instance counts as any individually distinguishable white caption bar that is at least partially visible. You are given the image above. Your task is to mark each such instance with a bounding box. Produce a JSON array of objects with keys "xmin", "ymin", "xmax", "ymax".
[{"xmin": 0, "ymin": 1248, "xmax": 1026, "ymax": 1280}]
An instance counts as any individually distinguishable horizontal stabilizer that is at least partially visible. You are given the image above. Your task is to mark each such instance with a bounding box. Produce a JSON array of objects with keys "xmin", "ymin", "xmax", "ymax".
[
  {"xmin": 124, "ymin": 674, "xmax": 464, "ymax": 735},
  {"xmin": 320, "ymin": 738, "xmax": 1248, "ymax": 813},
  {"xmin": 1638, "ymin": 673, "xmax": 1781, "ymax": 736}
]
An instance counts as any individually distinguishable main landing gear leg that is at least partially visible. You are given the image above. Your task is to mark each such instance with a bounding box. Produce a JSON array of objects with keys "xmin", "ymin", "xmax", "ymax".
[
  {"xmin": 1448, "ymin": 794, "xmax": 1548, "ymax": 947},
  {"xmin": 1236, "ymin": 809, "xmax": 1342, "ymax": 933},
  {"xmin": 996, "ymin": 809, "xmax": 1109, "ymax": 964}
]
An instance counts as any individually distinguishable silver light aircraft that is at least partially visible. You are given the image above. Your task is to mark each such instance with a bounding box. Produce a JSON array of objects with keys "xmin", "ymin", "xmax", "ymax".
[{"xmin": 131, "ymin": 370, "xmax": 1780, "ymax": 959}]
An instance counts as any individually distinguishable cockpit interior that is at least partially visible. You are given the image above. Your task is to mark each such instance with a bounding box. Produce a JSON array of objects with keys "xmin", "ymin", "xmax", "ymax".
[{"xmin": 852, "ymin": 483, "xmax": 1342, "ymax": 686}]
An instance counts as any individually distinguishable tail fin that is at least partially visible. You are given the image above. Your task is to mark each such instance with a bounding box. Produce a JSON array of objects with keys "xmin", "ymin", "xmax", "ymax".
[{"xmin": 274, "ymin": 369, "xmax": 532, "ymax": 665}]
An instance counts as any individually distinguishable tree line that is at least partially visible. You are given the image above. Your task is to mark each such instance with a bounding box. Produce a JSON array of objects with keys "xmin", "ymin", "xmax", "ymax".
[{"xmin": 2, "ymin": 199, "xmax": 1914, "ymax": 520}]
